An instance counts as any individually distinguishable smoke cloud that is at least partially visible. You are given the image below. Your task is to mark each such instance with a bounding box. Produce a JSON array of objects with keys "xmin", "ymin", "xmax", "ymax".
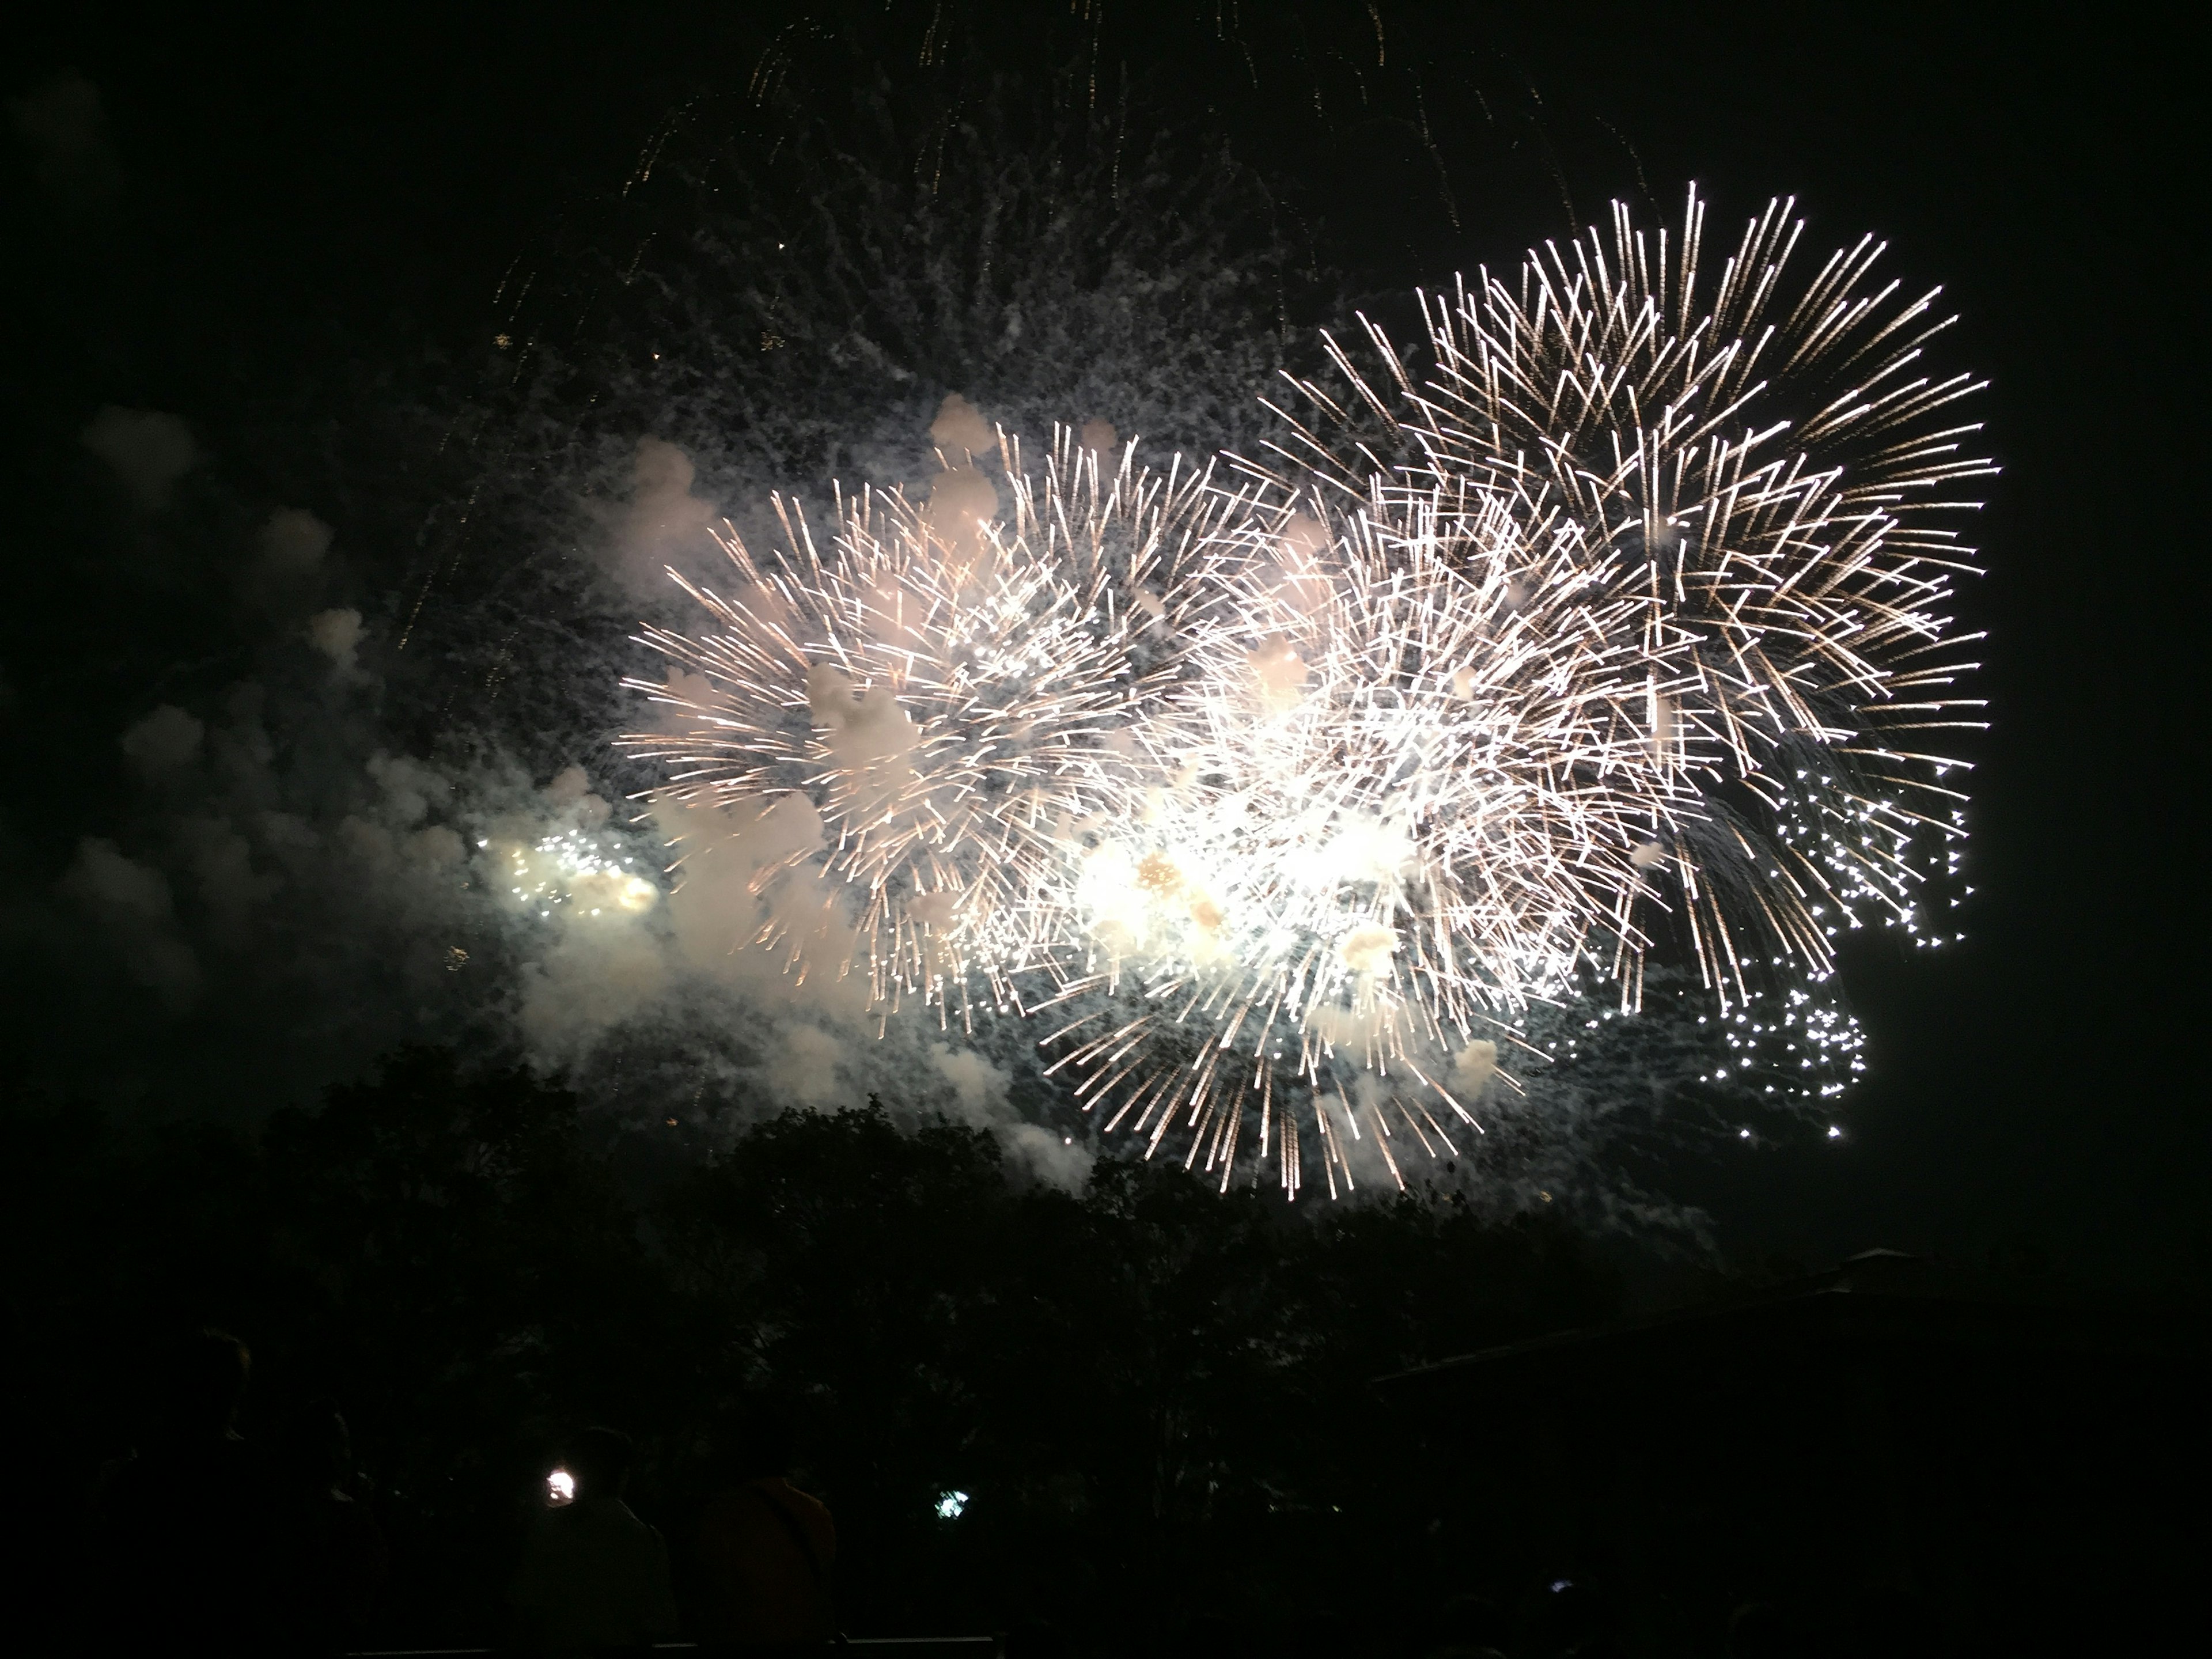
[
  {"xmin": 9, "ymin": 73, "xmax": 122, "ymax": 208},
  {"xmin": 120, "ymin": 705, "xmax": 205, "ymax": 776},
  {"xmin": 306, "ymin": 608, "xmax": 365, "ymax": 673},
  {"xmin": 61, "ymin": 838, "xmax": 201, "ymax": 1011},
  {"xmin": 600, "ymin": 437, "xmax": 721, "ymax": 599},
  {"xmin": 81, "ymin": 407, "xmax": 198, "ymax": 510}
]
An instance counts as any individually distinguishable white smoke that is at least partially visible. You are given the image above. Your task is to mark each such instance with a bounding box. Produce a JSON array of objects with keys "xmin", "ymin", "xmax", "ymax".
[
  {"xmin": 929, "ymin": 1042, "xmax": 1090, "ymax": 1189},
  {"xmin": 60, "ymin": 838, "xmax": 201, "ymax": 1010},
  {"xmin": 520, "ymin": 925, "xmax": 673, "ymax": 1061},
  {"xmin": 804, "ymin": 664, "xmax": 923, "ymax": 830},
  {"xmin": 120, "ymin": 705, "xmax": 205, "ymax": 776},
  {"xmin": 600, "ymin": 436, "xmax": 720, "ymax": 599},
  {"xmin": 249, "ymin": 505, "xmax": 338, "ymax": 613},
  {"xmin": 177, "ymin": 815, "xmax": 275, "ymax": 938},
  {"xmin": 928, "ymin": 392, "xmax": 994, "ymax": 460},
  {"xmin": 930, "ymin": 1041, "xmax": 1009, "ymax": 1115},
  {"xmin": 81, "ymin": 407, "xmax": 198, "ymax": 510},
  {"xmin": 1452, "ymin": 1039, "xmax": 1499, "ymax": 1097},
  {"xmin": 762, "ymin": 1024, "xmax": 850, "ymax": 1108},
  {"xmin": 306, "ymin": 608, "xmax": 365, "ymax": 674},
  {"xmin": 260, "ymin": 507, "xmax": 334, "ymax": 573}
]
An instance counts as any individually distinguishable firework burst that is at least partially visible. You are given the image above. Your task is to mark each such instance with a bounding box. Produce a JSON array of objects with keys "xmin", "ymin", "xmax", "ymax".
[
  {"xmin": 626, "ymin": 188, "xmax": 1989, "ymax": 1200},
  {"xmin": 625, "ymin": 429, "xmax": 1227, "ymax": 1018},
  {"xmin": 1253, "ymin": 185, "xmax": 1992, "ymax": 1003},
  {"xmin": 1031, "ymin": 483, "xmax": 1705, "ymax": 1195},
  {"xmin": 1038, "ymin": 190, "xmax": 1990, "ymax": 1193}
]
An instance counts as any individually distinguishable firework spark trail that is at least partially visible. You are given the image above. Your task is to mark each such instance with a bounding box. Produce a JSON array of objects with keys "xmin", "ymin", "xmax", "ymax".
[{"xmin": 627, "ymin": 189, "xmax": 1988, "ymax": 1200}]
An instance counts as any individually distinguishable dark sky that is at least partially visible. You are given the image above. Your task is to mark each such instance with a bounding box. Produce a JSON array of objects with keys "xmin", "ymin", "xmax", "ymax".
[{"xmin": 5, "ymin": 2, "xmax": 2204, "ymax": 1285}]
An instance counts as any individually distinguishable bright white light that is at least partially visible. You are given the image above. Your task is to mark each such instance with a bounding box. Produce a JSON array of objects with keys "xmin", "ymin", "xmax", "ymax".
[
  {"xmin": 546, "ymin": 1468, "xmax": 575, "ymax": 1506},
  {"xmin": 1827, "ymin": 1126, "xmax": 1842, "ymax": 1139},
  {"xmin": 487, "ymin": 830, "xmax": 660, "ymax": 919},
  {"xmin": 934, "ymin": 1489, "xmax": 969, "ymax": 1520},
  {"xmin": 624, "ymin": 190, "xmax": 1986, "ymax": 1200}
]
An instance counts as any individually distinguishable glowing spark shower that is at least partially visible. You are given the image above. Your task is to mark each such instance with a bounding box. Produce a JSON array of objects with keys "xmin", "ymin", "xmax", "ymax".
[{"xmin": 628, "ymin": 189, "xmax": 1990, "ymax": 1199}]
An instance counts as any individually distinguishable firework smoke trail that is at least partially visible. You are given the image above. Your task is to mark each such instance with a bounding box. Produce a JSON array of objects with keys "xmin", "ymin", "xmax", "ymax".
[{"xmin": 627, "ymin": 188, "xmax": 1988, "ymax": 1200}]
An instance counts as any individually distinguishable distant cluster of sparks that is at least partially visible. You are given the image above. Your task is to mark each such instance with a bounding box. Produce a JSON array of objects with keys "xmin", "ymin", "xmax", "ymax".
[
  {"xmin": 488, "ymin": 827, "xmax": 660, "ymax": 922},
  {"xmin": 626, "ymin": 190, "xmax": 1990, "ymax": 1198}
]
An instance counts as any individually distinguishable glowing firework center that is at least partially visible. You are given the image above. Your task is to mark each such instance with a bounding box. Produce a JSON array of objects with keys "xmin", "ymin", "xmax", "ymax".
[{"xmin": 1032, "ymin": 490, "xmax": 1694, "ymax": 1197}]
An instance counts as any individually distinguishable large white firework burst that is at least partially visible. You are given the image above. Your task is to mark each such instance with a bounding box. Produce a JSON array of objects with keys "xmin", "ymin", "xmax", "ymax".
[
  {"xmin": 624, "ymin": 429, "xmax": 1226, "ymax": 1018},
  {"xmin": 1039, "ymin": 189, "xmax": 1990, "ymax": 1194},
  {"xmin": 624, "ymin": 188, "xmax": 1988, "ymax": 1200},
  {"xmin": 1031, "ymin": 481, "xmax": 1710, "ymax": 1195},
  {"xmin": 1256, "ymin": 185, "xmax": 1993, "ymax": 1004}
]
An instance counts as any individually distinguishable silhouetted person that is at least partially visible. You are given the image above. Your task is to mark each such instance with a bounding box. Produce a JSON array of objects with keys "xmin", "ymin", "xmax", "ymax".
[
  {"xmin": 512, "ymin": 1427, "xmax": 679, "ymax": 1656},
  {"xmin": 692, "ymin": 1411, "xmax": 838, "ymax": 1653},
  {"xmin": 90, "ymin": 1327, "xmax": 283, "ymax": 1654},
  {"xmin": 271, "ymin": 1400, "xmax": 388, "ymax": 1653}
]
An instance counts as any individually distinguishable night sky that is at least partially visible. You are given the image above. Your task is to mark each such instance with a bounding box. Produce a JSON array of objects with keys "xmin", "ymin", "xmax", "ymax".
[{"xmin": 5, "ymin": 2, "xmax": 2203, "ymax": 1286}]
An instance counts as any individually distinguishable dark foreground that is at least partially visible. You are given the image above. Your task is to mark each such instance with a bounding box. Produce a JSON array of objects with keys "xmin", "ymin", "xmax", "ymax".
[{"xmin": 6, "ymin": 1050, "xmax": 2198, "ymax": 1656}]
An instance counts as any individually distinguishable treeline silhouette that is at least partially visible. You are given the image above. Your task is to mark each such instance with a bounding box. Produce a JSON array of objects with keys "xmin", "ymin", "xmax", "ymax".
[{"xmin": 4, "ymin": 1046, "xmax": 1619, "ymax": 1651}]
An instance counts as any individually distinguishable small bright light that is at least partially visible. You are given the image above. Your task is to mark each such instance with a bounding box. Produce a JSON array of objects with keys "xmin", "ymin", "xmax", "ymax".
[
  {"xmin": 1550, "ymin": 1578, "xmax": 1573, "ymax": 1593},
  {"xmin": 934, "ymin": 1489, "xmax": 969, "ymax": 1520},
  {"xmin": 1738, "ymin": 1128, "xmax": 1751, "ymax": 1139},
  {"xmin": 546, "ymin": 1468, "xmax": 575, "ymax": 1506},
  {"xmin": 1827, "ymin": 1126, "xmax": 1842, "ymax": 1139}
]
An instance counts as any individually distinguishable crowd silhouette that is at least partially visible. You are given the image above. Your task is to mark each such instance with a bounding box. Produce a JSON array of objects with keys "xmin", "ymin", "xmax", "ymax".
[
  {"xmin": 13, "ymin": 1052, "xmax": 2188, "ymax": 1655},
  {"xmin": 88, "ymin": 1328, "xmax": 387, "ymax": 1654},
  {"xmin": 80, "ymin": 1331, "xmax": 863, "ymax": 1656},
  {"xmin": 67, "ymin": 1327, "xmax": 1968, "ymax": 1657}
]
